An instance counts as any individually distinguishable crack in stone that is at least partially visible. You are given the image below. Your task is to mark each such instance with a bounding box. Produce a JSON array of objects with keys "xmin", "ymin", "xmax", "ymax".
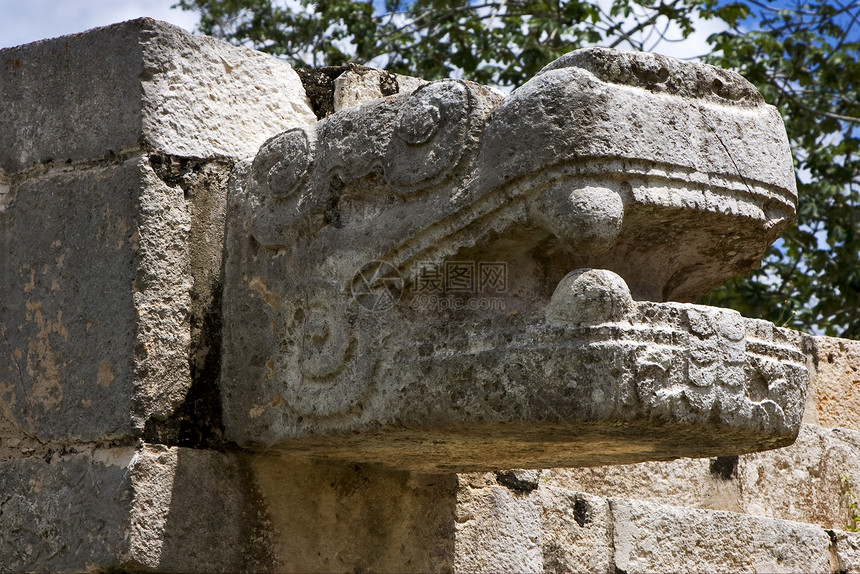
[
  {"xmin": 0, "ymin": 320, "xmax": 25, "ymax": 394},
  {"xmin": 696, "ymin": 103, "xmax": 756, "ymax": 199},
  {"xmin": 606, "ymin": 498, "xmax": 626, "ymax": 574},
  {"xmin": 0, "ymin": 319, "xmax": 41, "ymax": 441}
]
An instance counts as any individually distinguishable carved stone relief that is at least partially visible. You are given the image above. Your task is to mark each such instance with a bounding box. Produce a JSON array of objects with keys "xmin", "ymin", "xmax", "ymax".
[{"xmin": 221, "ymin": 47, "xmax": 806, "ymax": 471}]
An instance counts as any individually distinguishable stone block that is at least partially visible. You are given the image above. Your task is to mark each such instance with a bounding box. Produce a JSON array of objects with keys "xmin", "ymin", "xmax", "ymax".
[
  {"xmin": 540, "ymin": 488, "xmax": 613, "ymax": 574},
  {"xmin": 609, "ymin": 498, "xmax": 835, "ymax": 573},
  {"xmin": 453, "ymin": 480, "xmax": 543, "ymax": 573},
  {"xmin": 543, "ymin": 423, "xmax": 860, "ymax": 530},
  {"xmin": 455, "ymin": 477, "xmax": 839, "ymax": 572},
  {"xmin": 0, "ymin": 153, "xmax": 241, "ymax": 443},
  {"xmin": 832, "ymin": 530, "xmax": 860, "ymax": 574},
  {"xmin": 738, "ymin": 423, "xmax": 860, "ymax": 529},
  {"xmin": 1, "ymin": 19, "xmax": 316, "ymax": 443},
  {"xmin": 333, "ymin": 65, "xmax": 427, "ymax": 112},
  {"xmin": 806, "ymin": 336, "xmax": 860, "ymax": 431},
  {"xmin": 0, "ymin": 157, "xmax": 189, "ymax": 441},
  {"xmin": 0, "ymin": 18, "xmax": 314, "ymax": 176},
  {"xmin": 543, "ymin": 456, "xmax": 738, "ymax": 515},
  {"xmin": 0, "ymin": 444, "xmax": 268, "ymax": 572},
  {"xmin": 249, "ymin": 457, "xmax": 456, "ymax": 573}
]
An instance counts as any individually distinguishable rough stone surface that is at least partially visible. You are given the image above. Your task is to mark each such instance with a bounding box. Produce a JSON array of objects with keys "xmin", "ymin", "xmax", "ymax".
[
  {"xmin": 454, "ymin": 477, "xmax": 841, "ymax": 572},
  {"xmin": 0, "ymin": 19, "xmax": 315, "ymax": 443},
  {"xmin": 250, "ymin": 457, "xmax": 456, "ymax": 573},
  {"xmin": 832, "ymin": 530, "xmax": 860, "ymax": 574},
  {"xmin": 546, "ymin": 268, "xmax": 633, "ymax": 325},
  {"xmin": 610, "ymin": 498, "xmax": 835, "ymax": 573},
  {"xmin": 807, "ymin": 336, "xmax": 860, "ymax": 431},
  {"xmin": 543, "ymin": 456, "xmax": 739, "ymax": 516},
  {"xmin": 543, "ymin": 423, "xmax": 860, "ymax": 530},
  {"xmin": 142, "ymin": 154, "xmax": 234, "ymax": 448},
  {"xmin": 539, "ymin": 488, "xmax": 614, "ymax": 573},
  {"xmin": 333, "ymin": 65, "xmax": 426, "ymax": 111},
  {"xmin": 222, "ymin": 47, "xmax": 803, "ymax": 471},
  {"xmin": 0, "ymin": 157, "xmax": 190, "ymax": 441},
  {"xmin": 491, "ymin": 47, "xmax": 796, "ymax": 302},
  {"xmin": 0, "ymin": 446, "xmax": 132, "ymax": 570},
  {"xmin": 454, "ymin": 478, "xmax": 543, "ymax": 572},
  {"xmin": 0, "ymin": 18, "xmax": 314, "ymax": 175},
  {"xmin": 0, "ymin": 444, "xmax": 270, "ymax": 572},
  {"xmin": 222, "ymin": 280, "xmax": 808, "ymax": 470},
  {"xmin": 0, "ymin": 172, "xmax": 9, "ymax": 212},
  {"xmin": 738, "ymin": 423, "xmax": 860, "ymax": 529}
]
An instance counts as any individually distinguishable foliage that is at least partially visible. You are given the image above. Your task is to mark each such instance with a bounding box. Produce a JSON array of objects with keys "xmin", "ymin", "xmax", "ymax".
[
  {"xmin": 703, "ymin": 1, "xmax": 860, "ymax": 338},
  {"xmin": 177, "ymin": 0, "xmax": 860, "ymax": 339},
  {"xmin": 175, "ymin": 0, "xmax": 713, "ymax": 84},
  {"xmin": 841, "ymin": 474, "xmax": 860, "ymax": 531}
]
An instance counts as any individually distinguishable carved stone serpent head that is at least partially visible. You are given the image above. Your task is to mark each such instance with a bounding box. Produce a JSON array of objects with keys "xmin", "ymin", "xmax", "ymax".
[{"xmin": 221, "ymin": 48, "xmax": 806, "ymax": 472}]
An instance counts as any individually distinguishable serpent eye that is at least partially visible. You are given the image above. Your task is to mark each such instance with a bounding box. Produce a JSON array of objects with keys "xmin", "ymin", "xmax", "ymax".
[
  {"xmin": 385, "ymin": 80, "xmax": 471, "ymax": 193},
  {"xmin": 249, "ymin": 128, "xmax": 316, "ymax": 248},
  {"xmin": 252, "ymin": 128, "xmax": 315, "ymax": 200},
  {"xmin": 396, "ymin": 102, "xmax": 441, "ymax": 145}
]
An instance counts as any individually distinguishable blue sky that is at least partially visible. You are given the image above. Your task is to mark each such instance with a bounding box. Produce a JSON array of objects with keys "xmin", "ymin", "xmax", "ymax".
[{"xmin": 0, "ymin": 0, "xmax": 200, "ymax": 49}]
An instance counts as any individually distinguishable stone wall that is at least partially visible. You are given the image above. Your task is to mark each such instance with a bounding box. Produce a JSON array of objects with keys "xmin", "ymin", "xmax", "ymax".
[
  {"xmin": 1, "ymin": 18, "xmax": 858, "ymax": 573},
  {"xmin": 0, "ymin": 18, "xmax": 313, "ymax": 571},
  {"xmin": 450, "ymin": 338, "xmax": 860, "ymax": 572}
]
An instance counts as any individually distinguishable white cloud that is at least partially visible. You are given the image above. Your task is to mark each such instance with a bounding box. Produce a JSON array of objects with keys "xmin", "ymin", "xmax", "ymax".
[
  {"xmin": 646, "ymin": 12, "xmax": 727, "ymax": 61},
  {"xmin": 0, "ymin": 0, "xmax": 201, "ymax": 49},
  {"xmin": 592, "ymin": 0, "xmax": 727, "ymax": 61}
]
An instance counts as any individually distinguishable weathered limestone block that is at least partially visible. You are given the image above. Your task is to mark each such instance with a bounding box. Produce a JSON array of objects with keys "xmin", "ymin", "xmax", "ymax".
[
  {"xmin": 738, "ymin": 423, "xmax": 860, "ymax": 529},
  {"xmin": 543, "ymin": 456, "xmax": 740, "ymax": 517},
  {"xmin": 454, "ymin": 478, "xmax": 543, "ymax": 572},
  {"xmin": 0, "ymin": 444, "xmax": 270, "ymax": 572},
  {"xmin": 0, "ymin": 18, "xmax": 314, "ymax": 175},
  {"xmin": 295, "ymin": 64, "xmax": 425, "ymax": 120},
  {"xmin": 222, "ymin": 47, "xmax": 805, "ymax": 471},
  {"xmin": 0, "ymin": 157, "xmax": 190, "ymax": 441},
  {"xmin": 539, "ymin": 489, "xmax": 614, "ymax": 574},
  {"xmin": 609, "ymin": 498, "xmax": 835, "ymax": 573},
  {"xmin": 0, "ymin": 171, "xmax": 9, "ymax": 211},
  {"xmin": 832, "ymin": 530, "xmax": 860, "ymax": 574},
  {"xmin": 249, "ymin": 457, "xmax": 456, "ymax": 573},
  {"xmin": 455, "ymin": 477, "xmax": 839, "ymax": 572},
  {"xmin": 264, "ymin": 443, "xmax": 858, "ymax": 573},
  {"xmin": 806, "ymin": 336, "xmax": 860, "ymax": 431},
  {"xmin": 333, "ymin": 65, "xmax": 427, "ymax": 112},
  {"xmin": 0, "ymin": 20, "xmax": 315, "ymax": 443},
  {"xmin": 543, "ymin": 422, "xmax": 860, "ymax": 530}
]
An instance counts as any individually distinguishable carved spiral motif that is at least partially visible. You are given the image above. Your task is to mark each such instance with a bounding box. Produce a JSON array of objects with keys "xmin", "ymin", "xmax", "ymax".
[
  {"xmin": 397, "ymin": 102, "xmax": 441, "ymax": 145},
  {"xmin": 252, "ymin": 128, "xmax": 315, "ymax": 200},
  {"xmin": 384, "ymin": 80, "xmax": 472, "ymax": 193},
  {"xmin": 249, "ymin": 128, "xmax": 317, "ymax": 248},
  {"xmin": 273, "ymin": 278, "xmax": 374, "ymax": 417}
]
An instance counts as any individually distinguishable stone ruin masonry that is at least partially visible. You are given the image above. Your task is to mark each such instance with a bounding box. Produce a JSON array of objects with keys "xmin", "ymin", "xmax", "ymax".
[{"xmin": 0, "ymin": 17, "xmax": 859, "ymax": 572}]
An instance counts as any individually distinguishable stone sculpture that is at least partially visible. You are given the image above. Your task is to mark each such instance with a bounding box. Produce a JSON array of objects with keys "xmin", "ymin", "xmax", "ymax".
[
  {"xmin": 5, "ymin": 21, "xmax": 856, "ymax": 573},
  {"xmin": 222, "ymin": 47, "xmax": 806, "ymax": 471}
]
